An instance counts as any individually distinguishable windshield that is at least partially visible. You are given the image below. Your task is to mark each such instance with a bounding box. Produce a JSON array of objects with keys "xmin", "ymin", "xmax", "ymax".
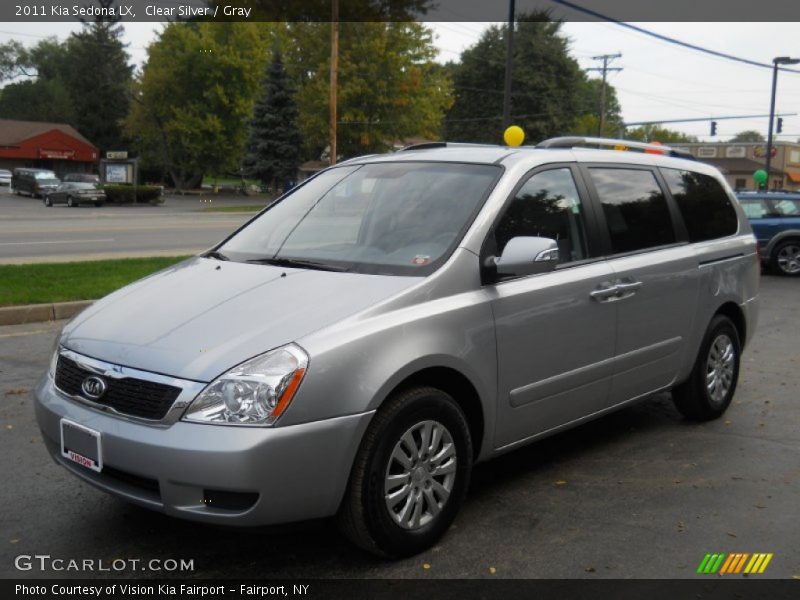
[
  {"xmin": 34, "ymin": 171, "xmax": 58, "ymax": 180},
  {"xmin": 217, "ymin": 162, "xmax": 501, "ymax": 275}
]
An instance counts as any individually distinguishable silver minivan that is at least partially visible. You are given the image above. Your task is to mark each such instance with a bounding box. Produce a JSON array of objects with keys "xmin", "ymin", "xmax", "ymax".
[{"xmin": 35, "ymin": 137, "xmax": 759, "ymax": 557}]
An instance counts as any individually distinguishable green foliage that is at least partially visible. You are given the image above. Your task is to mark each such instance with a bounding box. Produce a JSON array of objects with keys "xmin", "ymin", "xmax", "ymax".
[
  {"xmin": 243, "ymin": 49, "xmax": 303, "ymax": 186},
  {"xmin": 0, "ymin": 79, "xmax": 76, "ymax": 123},
  {"xmin": 127, "ymin": 22, "xmax": 270, "ymax": 190},
  {"xmin": 625, "ymin": 125, "xmax": 698, "ymax": 143},
  {"xmin": 567, "ymin": 78, "xmax": 624, "ymax": 136},
  {"xmin": 0, "ymin": 25, "xmax": 132, "ymax": 152},
  {"xmin": 281, "ymin": 22, "xmax": 452, "ymax": 158},
  {"xmin": 444, "ymin": 15, "xmax": 599, "ymax": 144},
  {"xmin": 730, "ymin": 130, "xmax": 765, "ymax": 142},
  {"xmin": 102, "ymin": 184, "xmax": 163, "ymax": 204}
]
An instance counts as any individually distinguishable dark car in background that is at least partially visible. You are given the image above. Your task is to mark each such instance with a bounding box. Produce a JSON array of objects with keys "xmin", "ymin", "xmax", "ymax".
[
  {"xmin": 11, "ymin": 168, "xmax": 60, "ymax": 198},
  {"xmin": 62, "ymin": 173, "xmax": 101, "ymax": 184},
  {"xmin": 44, "ymin": 181, "xmax": 106, "ymax": 207},
  {"xmin": 737, "ymin": 191, "xmax": 800, "ymax": 276}
]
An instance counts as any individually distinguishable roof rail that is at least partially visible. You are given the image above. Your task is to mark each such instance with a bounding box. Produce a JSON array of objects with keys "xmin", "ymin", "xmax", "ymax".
[
  {"xmin": 399, "ymin": 142, "xmax": 501, "ymax": 152},
  {"xmin": 536, "ymin": 136, "xmax": 695, "ymax": 161}
]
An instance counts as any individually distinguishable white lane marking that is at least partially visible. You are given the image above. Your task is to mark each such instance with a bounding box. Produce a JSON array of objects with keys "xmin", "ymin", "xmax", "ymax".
[
  {"xmin": 0, "ymin": 328, "xmax": 59, "ymax": 339},
  {"xmin": 0, "ymin": 238, "xmax": 115, "ymax": 246}
]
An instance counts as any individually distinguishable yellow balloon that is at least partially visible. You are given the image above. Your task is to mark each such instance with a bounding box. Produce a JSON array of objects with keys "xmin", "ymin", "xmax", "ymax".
[{"xmin": 503, "ymin": 125, "xmax": 525, "ymax": 147}]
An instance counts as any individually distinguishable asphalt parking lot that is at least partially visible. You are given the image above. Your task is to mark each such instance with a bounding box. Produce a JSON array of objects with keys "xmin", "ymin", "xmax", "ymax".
[
  {"xmin": 0, "ymin": 276, "xmax": 797, "ymax": 579},
  {"xmin": 0, "ymin": 185, "xmax": 262, "ymax": 264}
]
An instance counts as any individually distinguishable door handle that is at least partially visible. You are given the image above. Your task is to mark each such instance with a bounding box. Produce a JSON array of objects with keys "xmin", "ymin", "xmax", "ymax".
[
  {"xmin": 590, "ymin": 283, "xmax": 619, "ymax": 302},
  {"xmin": 615, "ymin": 280, "xmax": 642, "ymax": 296}
]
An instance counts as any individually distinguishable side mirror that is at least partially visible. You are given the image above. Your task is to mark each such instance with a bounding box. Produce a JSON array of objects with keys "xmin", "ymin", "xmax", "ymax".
[{"xmin": 490, "ymin": 236, "xmax": 559, "ymax": 279}]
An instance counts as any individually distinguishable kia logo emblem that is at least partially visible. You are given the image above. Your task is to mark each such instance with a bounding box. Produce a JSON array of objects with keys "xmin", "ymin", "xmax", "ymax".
[{"xmin": 81, "ymin": 376, "xmax": 107, "ymax": 400}]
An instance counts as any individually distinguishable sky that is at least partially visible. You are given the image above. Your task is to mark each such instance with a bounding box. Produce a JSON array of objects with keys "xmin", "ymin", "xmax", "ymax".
[{"xmin": 1, "ymin": 20, "xmax": 799, "ymax": 143}]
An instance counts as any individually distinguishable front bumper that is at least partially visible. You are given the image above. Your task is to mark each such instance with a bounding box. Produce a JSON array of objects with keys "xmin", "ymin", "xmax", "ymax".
[{"xmin": 35, "ymin": 375, "xmax": 373, "ymax": 526}]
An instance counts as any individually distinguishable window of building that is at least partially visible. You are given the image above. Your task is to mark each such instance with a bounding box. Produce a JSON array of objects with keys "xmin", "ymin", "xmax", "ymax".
[
  {"xmin": 661, "ymin": 169, "xmax": 739, "ymax": 242},
  {"xmin": 588, "ymin": 168, "xmax": 676, "ymax": 254},
  {"xmin": 734, "ymin": 178, "xmax": 746, "ymax": 190},
  {"xmin": 495, "ymin": 168, "xmax": 589, "ymax": 264}
]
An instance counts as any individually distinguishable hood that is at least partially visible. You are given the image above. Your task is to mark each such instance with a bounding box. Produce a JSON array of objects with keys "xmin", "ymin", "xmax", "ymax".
[{"xmin": 61, "ymin": 257, "xmax": 419, "ymax": 381}]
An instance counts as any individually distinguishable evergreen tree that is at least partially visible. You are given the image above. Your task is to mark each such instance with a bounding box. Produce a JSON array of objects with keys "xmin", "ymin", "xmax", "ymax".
[{"xmin": 243, "ymin": 48, "xmax": 303, "ymax": 188}]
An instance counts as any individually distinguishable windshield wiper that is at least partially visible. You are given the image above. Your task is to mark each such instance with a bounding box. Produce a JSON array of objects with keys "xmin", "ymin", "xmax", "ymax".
[
  {"xmin": 246, "ymin": 257, "xmax": 349, "ymax": 272},
  {"xmin": 204, "ymin": 250, "xmax": 229, "ymax": 261}
]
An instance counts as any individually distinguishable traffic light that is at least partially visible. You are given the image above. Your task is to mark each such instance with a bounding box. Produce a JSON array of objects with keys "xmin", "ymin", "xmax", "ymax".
[
  {"xmin": 710, "ymin": 121, "xmax": 717, "ymax": 136},
  {"xmin": 777, "ymin": 117, "xmax": 783, "ymax": 133}
]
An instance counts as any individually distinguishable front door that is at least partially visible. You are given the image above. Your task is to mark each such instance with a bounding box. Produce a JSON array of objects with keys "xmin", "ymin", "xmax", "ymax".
[{"xmin": 488, "ymin": 166, "xmax": 617, "ymax": 449}]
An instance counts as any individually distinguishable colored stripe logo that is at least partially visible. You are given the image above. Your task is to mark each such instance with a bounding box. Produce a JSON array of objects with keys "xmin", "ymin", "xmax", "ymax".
[{"xmin": 697, "ymin": 553, "xmax": 773, "ymax": 574}]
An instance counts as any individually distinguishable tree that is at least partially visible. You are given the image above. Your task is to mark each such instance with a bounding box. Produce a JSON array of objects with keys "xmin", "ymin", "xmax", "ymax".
[
  {"xmin": 281, "ymin": 21, "xmax": 452, "ymax": 159},
  {"xmin": 625, "ymin": 125, "xmax": 697, "ymax": 143},
  {"xmin": 444, "ymin": 14, "xmax": 593, "ymax": 144},
  {"xmin": 127, "ymin": 23, "xmax": 270, "ymax": 189},
  {"xmin": 568, "ymin": 77, "xmax": 624, "ymax": 137},
  {"xmin": 0, "ymin": 18, "xmax": 132, "ymax": 152},
  {"xmin": 62, "ymin": 21, "xmax": 133, "ymax": 152},
  {"xmin": 243, "ymin": 48, "xmax": 303, "ymax": 188},
  {"xmin": 731, "ymin": 130, "xmax": 765, "ymax": 142}
]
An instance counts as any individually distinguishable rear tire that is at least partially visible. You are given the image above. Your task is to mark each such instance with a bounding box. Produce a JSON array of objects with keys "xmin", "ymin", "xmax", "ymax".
[
  {"xmin": 770, "ymin": 239, "xmax": 800, "ymax": 276},
  {"xmin": 338, "ymin": 386, "xmax": 473, "ymax": 558},
  {"xmin": 67, "ymin": 196, "xmax": 75, "ymax": 207},
  {"xmin": 672, "ymin": 315, "xmax": 741, "ymax": 421},
  {"xmin": 44, "ymin": 195, "xmax": 52, "ymax": 207}
]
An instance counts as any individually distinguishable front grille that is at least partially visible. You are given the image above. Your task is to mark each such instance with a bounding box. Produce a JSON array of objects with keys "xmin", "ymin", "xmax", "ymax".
[{"xmin": 55, "ymin": 355, "xmax": 181, "ymax": 420}]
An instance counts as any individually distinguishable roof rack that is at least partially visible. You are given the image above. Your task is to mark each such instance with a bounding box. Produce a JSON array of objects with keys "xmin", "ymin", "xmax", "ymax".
[
  {"xmin": 399, "ymin": 142, "xmax": 500, "ymax": 152},
  {"xmin": 536, "ymin": 136, "xmax": 695, "ymax": 161}
]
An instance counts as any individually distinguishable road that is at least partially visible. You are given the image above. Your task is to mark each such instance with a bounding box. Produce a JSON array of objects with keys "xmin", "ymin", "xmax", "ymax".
[
  {"xmin": 0, "ymin": 186, "xmax": 262, "ymax": 264},
  {"xmin": 0, "ymin": 276, "xmax": 798, "ymax": 579}
]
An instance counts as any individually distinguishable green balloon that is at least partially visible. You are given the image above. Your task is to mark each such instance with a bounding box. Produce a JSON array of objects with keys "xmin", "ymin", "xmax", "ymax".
[{"xmin": 753, "ymin": 169, "xmax": 768, "ymax": 185}]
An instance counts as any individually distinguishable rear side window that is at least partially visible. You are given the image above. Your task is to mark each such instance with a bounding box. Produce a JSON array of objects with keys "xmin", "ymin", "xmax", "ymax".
[
  {"xmin": 588, "ymin": 167, "xmax": 675, "ymax": 254},
  {"xmin": 661, "ymin": 169, "xmax": 738, "ymax": 242},
  {"xmin": 773, "ymin": 198, "xmax": 800, "ymax": 216},
  {"xmin": 739, "ymin": 198, "xmax": 770, "ymax": 219}
]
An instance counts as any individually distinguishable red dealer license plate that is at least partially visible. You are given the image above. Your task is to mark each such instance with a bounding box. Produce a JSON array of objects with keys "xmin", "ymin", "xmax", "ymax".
[{"xmin": 60, "ymin": 419, "xmax": 103, "ymax": 473}]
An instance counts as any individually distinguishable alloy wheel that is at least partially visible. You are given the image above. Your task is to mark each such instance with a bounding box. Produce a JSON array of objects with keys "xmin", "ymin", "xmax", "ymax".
[
  {"xmin": 776, "ymin": 243, "xmax": 800, "ymax": 275},
  {"xmin": 706, "ymin": 334, "xmax": 735, "ymax": 405},
  {"xmin": 384, "ymin": 420, "xmax": 457, "ymax": 530}
]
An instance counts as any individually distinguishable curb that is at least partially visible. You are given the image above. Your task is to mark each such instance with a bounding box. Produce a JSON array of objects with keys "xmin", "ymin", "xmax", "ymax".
[{"xmin": 0, "ymin": 300, "xmax": 94, "ymax": 327}]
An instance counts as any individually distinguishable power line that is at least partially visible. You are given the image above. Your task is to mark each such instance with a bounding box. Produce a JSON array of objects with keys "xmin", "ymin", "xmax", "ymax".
[{"xmin": 553, "ymin": 0, "xmax": 800, "ymax": 75}]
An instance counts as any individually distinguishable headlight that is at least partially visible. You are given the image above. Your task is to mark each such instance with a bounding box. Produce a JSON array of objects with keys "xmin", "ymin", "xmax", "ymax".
[
  {"xmin": 48, "ymin": 337, "xmax": 61, "ymax": 379},
  {"xmin": 183, "ymin": 344, "xmax": 308, "ymax": 426}
]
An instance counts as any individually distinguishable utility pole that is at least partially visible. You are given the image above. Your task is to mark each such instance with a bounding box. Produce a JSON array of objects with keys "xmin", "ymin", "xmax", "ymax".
[
  {"xmin": 329, "ymin": 0, "xmax": 339, "ymax": 165},
  {"xmin": 501, "ymin": 0, "xmax": 516, "ymax": 133},
  {"xmin": 587, "ymin": 53, "xmax": 622, "ymax": 137}
]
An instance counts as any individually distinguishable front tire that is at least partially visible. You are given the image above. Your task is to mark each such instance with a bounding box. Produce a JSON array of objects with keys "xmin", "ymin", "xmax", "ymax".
[
  {"xmin": 672, "ymin": 315, "xmax": 741, "ymax": 421},
  {"xmin": 67, "ymin": 196, "xmax": 76, "ymax": 207},
  {"xmin": 771, "ymin": 239, "xmax": 800, "ymax": 276},
  {"xmin": 44, "ymin": 195, "xmax": 52, "ymax": 207},
  {"xmin": 338, "ymin": 386, "xmax": 473, "ymax": 557}
]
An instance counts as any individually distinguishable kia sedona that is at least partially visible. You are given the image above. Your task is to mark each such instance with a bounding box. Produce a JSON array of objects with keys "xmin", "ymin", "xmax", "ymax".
[{"xmin": 35, "ymin": 137, "xmax": 759, "ymax": 557}]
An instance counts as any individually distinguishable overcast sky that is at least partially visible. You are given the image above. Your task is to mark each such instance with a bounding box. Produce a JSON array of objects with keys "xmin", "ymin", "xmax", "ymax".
[{"xmin": 1, "ymin": 21, "xmax": 799, "ymax": 143}]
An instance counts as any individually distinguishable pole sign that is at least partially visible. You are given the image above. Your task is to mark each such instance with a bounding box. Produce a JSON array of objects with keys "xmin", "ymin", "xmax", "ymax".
[{"xmin": 106, "ymin": 151, "xmax": 128, "ymax": 159}]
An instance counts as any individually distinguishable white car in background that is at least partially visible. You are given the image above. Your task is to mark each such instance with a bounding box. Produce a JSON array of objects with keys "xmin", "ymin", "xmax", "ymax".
[{"xmin": 0, "ymin": 169, "xmax": 12, "ymax": 186}]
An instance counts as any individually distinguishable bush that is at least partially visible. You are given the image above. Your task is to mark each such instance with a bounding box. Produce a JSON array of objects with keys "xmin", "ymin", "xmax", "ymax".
[{"xmin": 102, "ymin": 184, "xmax": 164, "ymax": 204}]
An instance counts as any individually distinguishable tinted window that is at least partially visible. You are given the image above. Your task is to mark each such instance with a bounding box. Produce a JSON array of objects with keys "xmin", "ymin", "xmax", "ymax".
[
  {"xmin": 739, "ymin": 198, "xmax": 770, "ymax": 219},
  {"xmin": 589, "ymin": 168, "xmax": 675, "ymax": 254},
  {"xmin": 495, "ymin": 168, "xmax": 589, "ymax": 264},
  {"xmin": 662, "ymin": 169, "xmax": 738, "ymax": 241}
]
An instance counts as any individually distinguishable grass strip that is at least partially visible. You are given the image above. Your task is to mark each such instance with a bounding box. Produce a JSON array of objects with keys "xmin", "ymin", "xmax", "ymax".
[{"xmin": 0, "ymin": 256, "xmax": 191, "ymax": 307}]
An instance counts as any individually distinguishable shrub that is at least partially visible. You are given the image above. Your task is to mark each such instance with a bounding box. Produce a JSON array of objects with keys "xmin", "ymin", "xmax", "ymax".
[{"xmin": 102, "ymin": 184, "xmax": 164, "ymax": 204}]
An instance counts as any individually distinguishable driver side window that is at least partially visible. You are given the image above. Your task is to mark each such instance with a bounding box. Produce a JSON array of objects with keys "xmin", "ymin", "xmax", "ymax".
[{"xmin": 495, "ymin": 168, "xmax": 590, "ymax": 264}]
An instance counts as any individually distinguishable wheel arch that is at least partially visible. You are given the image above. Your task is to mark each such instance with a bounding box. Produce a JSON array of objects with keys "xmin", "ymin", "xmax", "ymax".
[
  {"xmin": 715, "ymin": 301, "xmax": 747, "ymax": 347},
  {"xmin": 376, "ymin": 365, "xmax": 486, "ymax": 460}
]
